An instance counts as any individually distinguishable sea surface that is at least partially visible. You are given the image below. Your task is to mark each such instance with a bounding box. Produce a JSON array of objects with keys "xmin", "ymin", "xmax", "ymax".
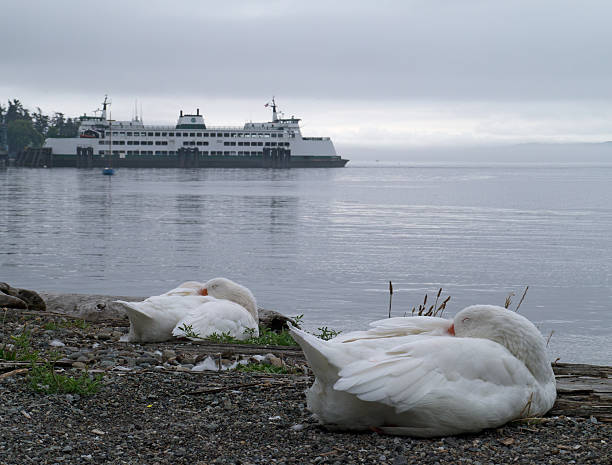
[{"xmin": 1, "ymin": 163, "xmax": 611, "ymax": 365}]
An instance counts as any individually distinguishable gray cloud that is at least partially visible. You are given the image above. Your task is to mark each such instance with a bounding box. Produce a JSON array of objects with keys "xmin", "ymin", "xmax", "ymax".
[
  {"xmin": 2, "ymin": 0, "xmax": 612, "ymax": 148},
  {"xmin": 3, "ymin": 0, "xmax": 612, "ymax": 100}
]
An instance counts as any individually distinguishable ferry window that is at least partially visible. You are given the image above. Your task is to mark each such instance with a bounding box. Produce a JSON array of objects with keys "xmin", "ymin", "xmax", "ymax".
[
  {"xmin": 112, "ymin": 132, "xmax": 118, "ymax": 136},
  {"xmin": 127, "ymin": 141, "xmax": 133, "ymax": 145},
  {"xmin": 127, "ymin": 132, "xmax": 132, "ymax": 136},
  {"xmin": 120, "ymin": 132, "xmax": 125, "ymax": 135},
  {"xmin": 203, "ymin": 141, "xmax": 208, "ymax": 146},
  {"xmin": 231, "ymin": 133, "xmax": 236, "ymax": 137},
  {"xmin": 155, "ymin": 132, "xmax": 160, "ymax": 137},
  {"xmin": 134, "ymin": 150, "xmax": 139, "ymax": 155},
  {"xmin": 155, "ymin": 141, "xmax": 161, "ymax": 145},
  {"xmin": 238, "ymin": 142, "xmax": 243, "ymax": 146},
  {"xmin": 148, "ymin": 132, "xmax": 153, "ymax": 136},
  {"xmin": 120, "ymin": 141, "xmax": 125, "ymax": 145},
  {"xmin": 224, "ymin": 133, "xmax": 229, "ymax": 137},
  {"xmin": 190, "ymin": 133, "xmax": 195, "ymax": 137},
  {"xmin": 191, "ymin": 141, "xmax": 196, "ymax": 146},
  {"xmin": 203, "ymin": 133, "xmax": 208, "ymax": 137},
  {"xmin": 98, "ymin": 150, "xmax": 104, "ymax": 155},
  {"xmin": 169, "ymin": 151, "xmax": 175, "ymax": 155},
  {"xmin": 202, "ymin": 151, "xmax": 209, "ymax": 155},
  {"xmin": 169, "ymin": 132, "xmax": 174, "ymax": 136},
  {"xmin": 162, "ymin": 132, "xmax": 167, "ymax": 136},
  {"xmin": 224, "ymin": 142, "xmax": 230, "ymax": 146},
  {"xmin": 133, "ymin": 141, "xmax": 139, "ymax": 145},
  {"xmin": 196, "ymin": 141, "xmax": 202, "ymax": 146},
  {"xmin": 112, "ymin": 141, "xmax": 119, "ymax": 145},
  {"xmin": 278, "ymin": 134, "xmax": 283, "ymax": 138},
  {"xmin": 99, "ymin": 141, "xmax": 105, "ymax": 145},
  {"xmin": 175, "ymin": 133, "xmax": 181, "ymax": 137},
  {"xmin": 184, "ymin": 132, "xmax": 189, "ymax": 136},
  {"xmin": 196, "ymin": 133, "xmax": 202, "ymax": 137},
  {"xmin": 271, "ymin": 142, "xmax": 277, "ymax": 146},
  {"xmin": 183, "ymin": 142, "xmax": 189, "ymax": 146},
  {"xmin": 224, "ymin": 151, "xmax": 230, "ymax": 155},
  {"xmin": 231, "ymin": 142, "xmax": 236, "ymax": 146},
  {"xmin": 257, "ymin": 142, "xmax": 263, "ymax": 146},
  {"xmin": 162, "ymin": 141, "xmax": 168, "ymax": 145},
  {"xmin": 265, "ymin": 142, "xmax": 270, "ymax": 147},
  {"xmin": 271, "ymin": 133, "xmax": 277, "ymax": 138}
]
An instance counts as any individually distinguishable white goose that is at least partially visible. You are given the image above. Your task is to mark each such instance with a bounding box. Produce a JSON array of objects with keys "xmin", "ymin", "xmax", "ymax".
[
  {"xmin": 116, "ymin": 278, "xmax": 258, "ymax": 343},
  {"xmin": 172, "ymin": 277, "xmax": 259, "ymax": 341},
  {"xmin": 289, "ymin": 305, "xmax": 556, "ymax": 437}
]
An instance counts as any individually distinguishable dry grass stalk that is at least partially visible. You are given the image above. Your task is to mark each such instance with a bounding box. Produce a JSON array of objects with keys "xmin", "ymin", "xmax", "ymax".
[
  {"xmin": 388, "ymin": 281, "xmax": 393, "ymax": 318},
  {"xmin": 504, "ymin": 292, "xmax": 515, "ymax": 309},
  {"xmin": 411, "ymin": 289, "xmax": 450, "ymax": 318},
  {"xmin": 546, "ymin": 330, "xmax": 554, "ymax": 347},
  {"xmin": 515, "ymin": 286, "xmax": 529, "ymax": 312}
]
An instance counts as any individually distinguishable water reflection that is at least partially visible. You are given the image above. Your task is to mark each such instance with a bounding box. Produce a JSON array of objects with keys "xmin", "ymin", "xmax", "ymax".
[{"xmin": 1, "ymin": 165, "xmax": 611, "ymax": 365}]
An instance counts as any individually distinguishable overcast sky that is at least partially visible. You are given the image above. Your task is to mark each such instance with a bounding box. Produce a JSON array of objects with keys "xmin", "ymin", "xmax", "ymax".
[{"xmin": 2, "ymin": 0, "xmax": 612, "ymax": 151}]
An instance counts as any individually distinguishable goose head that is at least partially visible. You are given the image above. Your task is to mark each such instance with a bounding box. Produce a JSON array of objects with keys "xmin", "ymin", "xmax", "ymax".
[
  {"xmin": 450, "ymin": 305, "xmax": 554, "ymax": 383},
  {"xmin": 201, "ymin": 278, "xmax": 258, "ymax": 321}
]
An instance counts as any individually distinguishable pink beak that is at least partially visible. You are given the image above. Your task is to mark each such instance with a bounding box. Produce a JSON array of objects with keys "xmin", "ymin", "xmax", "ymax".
[
  {"xmin": 199, "ymin": 288, "xmax": 208, "ymax": 296},
  {"xmin": 448, "ymin": 324, "xmax": 455, "ymax": 336}
]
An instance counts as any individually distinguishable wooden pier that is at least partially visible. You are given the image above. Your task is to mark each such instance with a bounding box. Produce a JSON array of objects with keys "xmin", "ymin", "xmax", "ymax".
[{"xmin": 14, "ymin": 147, "xmax": 53, "ymax": 167}]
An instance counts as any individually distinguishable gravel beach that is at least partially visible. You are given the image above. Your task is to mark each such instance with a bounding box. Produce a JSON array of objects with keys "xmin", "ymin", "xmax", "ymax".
[{"xmin": 1, "ymin": 309, "xmax": 610, "ymax": 465}]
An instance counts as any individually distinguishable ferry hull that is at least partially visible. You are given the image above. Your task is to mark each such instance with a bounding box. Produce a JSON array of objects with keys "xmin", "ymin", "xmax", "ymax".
[{"xmin": 48, "ymin": 153, "xmax": 349, "ymax": 168}]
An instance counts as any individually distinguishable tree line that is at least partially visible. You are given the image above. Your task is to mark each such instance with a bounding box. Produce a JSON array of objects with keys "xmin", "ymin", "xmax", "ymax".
[{"xmin": 0, "ymin": 99, "xmax": 80, "ymax": 154}]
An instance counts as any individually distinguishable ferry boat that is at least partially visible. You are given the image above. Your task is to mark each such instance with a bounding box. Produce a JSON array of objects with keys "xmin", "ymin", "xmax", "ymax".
[{"xmin": 44, "ymin": 97, "xmax": 348, "ymax": 168}]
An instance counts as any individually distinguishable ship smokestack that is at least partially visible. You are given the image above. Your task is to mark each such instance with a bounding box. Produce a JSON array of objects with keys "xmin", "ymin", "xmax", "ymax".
[
  {"xmin": 180, "ymin": 110, "xmax": 183, "ymax": 117},
  {"xmin": 197, "ymin": 108, "xmax": 200, "ymax": 115}
]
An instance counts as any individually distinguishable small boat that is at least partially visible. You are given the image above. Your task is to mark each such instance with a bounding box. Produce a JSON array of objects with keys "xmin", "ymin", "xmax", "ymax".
[{"xmin": 102, "ymin": 167, "xmax": 115, "ymax": 175}]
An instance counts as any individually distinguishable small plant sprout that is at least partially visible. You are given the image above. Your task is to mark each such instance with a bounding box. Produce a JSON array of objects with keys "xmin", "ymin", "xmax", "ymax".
[
  {"xmin": 177, "ymin": 323, "xmax": 203, "ymax": 339},
  {"xmin": 292, "ymin": 314, "xmax": 304, "ymax": 328},
  {"xmin": 316, "ymin": 326, "xmax": 342, "ymax": 341}
]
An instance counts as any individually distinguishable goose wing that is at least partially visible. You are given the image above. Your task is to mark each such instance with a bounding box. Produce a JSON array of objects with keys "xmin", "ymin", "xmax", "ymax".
[
  {"xmin": 172, "ymin": 300, "xmax": 259, "ymax": 341},
  {"xmin": 334, "ymin": 336, "xmax": 537, "ymax": 415}
]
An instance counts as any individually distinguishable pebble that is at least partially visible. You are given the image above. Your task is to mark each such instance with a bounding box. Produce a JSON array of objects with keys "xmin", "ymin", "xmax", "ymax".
[{"xmin": 0, "ymin": 307, "xmax": 609, "ymax": 465}]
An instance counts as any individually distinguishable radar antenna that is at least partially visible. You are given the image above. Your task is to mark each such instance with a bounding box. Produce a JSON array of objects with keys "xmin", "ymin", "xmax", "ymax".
[
  {"xmin": 265, "ymin": 97, "xmax": 278, "ymax": 122},
  {"xmin": 101, "ymin": 95, "xmax": 111, "ymax": 121}
]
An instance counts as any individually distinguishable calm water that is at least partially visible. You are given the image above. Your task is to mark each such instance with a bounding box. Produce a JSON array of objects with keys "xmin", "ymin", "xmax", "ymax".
[{"xmin": 1, "ymin": 164, "xmax": 611, "ymax": 365}]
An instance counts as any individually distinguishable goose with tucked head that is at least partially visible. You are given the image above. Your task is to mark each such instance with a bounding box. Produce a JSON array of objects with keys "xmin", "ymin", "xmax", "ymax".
[
  {"xmin": 289, "ymin": 304, "xmax": 556, "ymax": 437},
  {"xmin": 172, "ymin": 277, "xmax": 259, "ymax": 341}
]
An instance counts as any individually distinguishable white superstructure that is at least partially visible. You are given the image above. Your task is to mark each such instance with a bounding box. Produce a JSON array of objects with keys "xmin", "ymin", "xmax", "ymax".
[{"xmin": 44, "ymin": 97, "xmax": 340, "ymax": 161}]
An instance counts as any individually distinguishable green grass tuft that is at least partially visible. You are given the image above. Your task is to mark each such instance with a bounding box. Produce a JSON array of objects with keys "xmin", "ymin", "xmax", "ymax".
[{"xmin": 28, "ymin": 361, "xmax": 103, "ymax": 395}]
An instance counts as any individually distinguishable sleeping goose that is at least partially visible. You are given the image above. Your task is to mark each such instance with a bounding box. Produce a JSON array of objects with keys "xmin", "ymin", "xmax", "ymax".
[
  {"xmin": 289, "ymin": 305, "xmax": 556, "ymax": 437},
  {"xmin": 172, "ymin": 277, "xmax": 259, "ymax": 341},
  {"xmin": 116, "ymin": 278, "xmax": 258, "ymax": 343}
]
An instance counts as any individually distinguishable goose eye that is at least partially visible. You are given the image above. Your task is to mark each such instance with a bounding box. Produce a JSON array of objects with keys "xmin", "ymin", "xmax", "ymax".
[{"xmin": 462, "ymin": 317, "xmax": 471, "ymax": 323}]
